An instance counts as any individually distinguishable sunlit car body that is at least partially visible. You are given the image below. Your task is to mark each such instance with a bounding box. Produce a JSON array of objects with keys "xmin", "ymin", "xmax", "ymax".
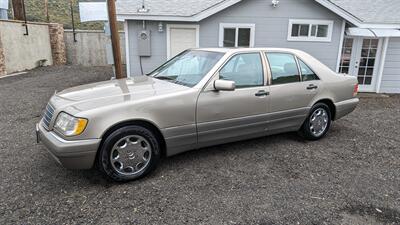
[{"xmin": 36, "ymin": 48, "xmax": 359, "ymax": 181}]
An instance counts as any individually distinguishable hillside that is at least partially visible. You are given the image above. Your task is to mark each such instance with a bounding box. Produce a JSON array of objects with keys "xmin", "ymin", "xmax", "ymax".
[{"xmin": 10, "ymin": 0, "xmax": 105, "ymax": 30}]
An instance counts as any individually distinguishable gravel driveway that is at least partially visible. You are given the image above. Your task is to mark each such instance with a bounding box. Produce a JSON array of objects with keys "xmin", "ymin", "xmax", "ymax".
[{"xmin": 0, "ymin": 66, "xmax": 399, "ymax": 225}]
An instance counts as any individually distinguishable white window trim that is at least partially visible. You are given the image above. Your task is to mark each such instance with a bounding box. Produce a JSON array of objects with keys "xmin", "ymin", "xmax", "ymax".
[
  {"xmin": 287, "ymin": 19, "xmax": 334, "ymax": 42},
  {"xmin": 336, "ymin": 19, "xmax": 346, "ymax": 72},
  {"xmin": 219, "ymin": 23, "xmax": 255, "ymax": 47},
  {"xmin": 166, "ymin": 24, "xmax": 200, "ymax": 59}
]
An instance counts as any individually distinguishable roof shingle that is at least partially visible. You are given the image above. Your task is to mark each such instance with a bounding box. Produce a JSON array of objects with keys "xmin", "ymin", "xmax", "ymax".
[
  {"xmin": 326, "ymin": 0, "xmax": 400, "ymax": 24},
  {"xmin": 116, "ymin": 0, "xmax": 400, "ymax": 25},
  {"xmin": 116, "ymin": 0, "xmax": 228, "ymax": 17}
]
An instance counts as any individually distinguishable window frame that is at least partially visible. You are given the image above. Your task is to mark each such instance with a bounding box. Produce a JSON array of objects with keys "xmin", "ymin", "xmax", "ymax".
[
  {"xmin": 264, "ymin": 51, "xmax": 302, "ymax": 86},
  {"xmin": 219, "ymin": 23, "xmax": 256, "ymax": 48},
  {"xmin": 287, "ymin": 19, "xmax": 334, "ymax": 42},
  {"xmin": 216, "ymin": 51, "xmax": 266, "ymax": 89},
  {"xmin": 296, "ymin": 57, "xmax": 320, "ymax": 82}
]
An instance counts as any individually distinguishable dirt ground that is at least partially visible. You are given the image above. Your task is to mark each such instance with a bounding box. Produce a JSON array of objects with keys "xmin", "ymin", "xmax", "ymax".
[{"xmin": 0, "ymin": 66, "xmax": 399, "ymax": 225}]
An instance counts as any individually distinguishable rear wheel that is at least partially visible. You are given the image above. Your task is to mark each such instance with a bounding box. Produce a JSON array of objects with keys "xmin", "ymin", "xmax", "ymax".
[
  {"xmin": 299, "ymin": 103, "xmax": 331, "ymax": 140},
  {"xmin": 98, "ymin": 125, "xmax": 161, "ymax": 182}
]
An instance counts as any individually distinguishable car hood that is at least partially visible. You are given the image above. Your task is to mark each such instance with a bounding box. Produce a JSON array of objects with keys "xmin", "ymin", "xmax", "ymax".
[{"xmin": 50, "ymin": 76, "xmax": 191, "ymax": 113}]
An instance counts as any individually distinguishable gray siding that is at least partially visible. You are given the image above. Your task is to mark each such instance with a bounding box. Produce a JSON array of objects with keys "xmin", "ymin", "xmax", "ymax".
[
  {"xmin": 380, "ymin": 38, "xmax": 400, "ymax": 93},
  {"xmin": 127, "ymin": 0, "xmax": 344, "ymax": 75},
  {"xmin": 199, "ymin": 0, "xmax": 343, "ymax": 69},
  {"xmin": 127, "ymin": 21, "xmax": 168, "ymax": 75}
]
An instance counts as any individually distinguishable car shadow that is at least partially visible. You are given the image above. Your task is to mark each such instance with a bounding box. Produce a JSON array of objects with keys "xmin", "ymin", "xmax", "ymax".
[{"xmin": 39, "ymin": 131, "xmax": 310, "ymax": 187}]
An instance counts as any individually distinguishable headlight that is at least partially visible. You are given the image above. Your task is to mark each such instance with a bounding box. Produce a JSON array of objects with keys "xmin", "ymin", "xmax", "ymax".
[{"xmin": 54, "ymin": 112, "xmax": 88, "ymax": 136}]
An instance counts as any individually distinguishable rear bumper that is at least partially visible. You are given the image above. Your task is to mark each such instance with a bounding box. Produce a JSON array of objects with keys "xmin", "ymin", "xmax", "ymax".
[
  {"xmin": 334, "ymin": 98, "xmax": 359, "ymax": 120},
  {"xmin": 36, "ymin": 123, "xmax": 101, "ymax": 169}
]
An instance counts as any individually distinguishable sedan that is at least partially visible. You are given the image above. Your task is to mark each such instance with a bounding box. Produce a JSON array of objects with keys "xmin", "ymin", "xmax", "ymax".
[{"xmin": 36, "ymin": 48, "xmax": 359, "ymax": 181}]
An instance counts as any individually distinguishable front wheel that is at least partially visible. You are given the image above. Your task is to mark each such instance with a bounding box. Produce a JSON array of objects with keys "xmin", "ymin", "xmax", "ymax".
[
  {"xmin": 97, "ymin": 125, "xmax": 161, "ymax": 182},
  {"xmin": 299, "ymin": 103, "xmax": 332, "ymax": 140}
]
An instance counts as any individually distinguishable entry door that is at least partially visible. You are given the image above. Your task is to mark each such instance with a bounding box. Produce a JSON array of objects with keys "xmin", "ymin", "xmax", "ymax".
[
  {"xmin": 167, "ymin": 24, "xmax": 199, "ymax": 59},
  {"xmin": 339, "ymin": 37, "xmax": 382, "ymax": 92}
]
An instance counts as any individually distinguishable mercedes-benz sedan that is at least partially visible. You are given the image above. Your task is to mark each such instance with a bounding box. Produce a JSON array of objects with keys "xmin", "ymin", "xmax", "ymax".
[{"xmin": 36, "ymin": 48, "xmax": 359, "ymax": 181}]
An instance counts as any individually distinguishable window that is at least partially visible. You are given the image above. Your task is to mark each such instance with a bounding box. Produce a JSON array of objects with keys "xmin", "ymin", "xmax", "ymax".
[
  {"xmin": 219, "ymin": 23, "xmax": 255, "ymax": 48},
  {"xmin": 219, "ymin": 53, "xmax": 263, "ymax": 88},
  {"xmin": 298, "ymin": 59, "xmax": 319, "ymax": 81},
  {"xmin": 266, "ymin": 53, "xmax": 300, "ymax": 85},
  {"xmin": 338, "ymin": 37, "xmax": 354, "ymax": 74},
  {"xmin": 288, "ymin": 19, "xmax": 333, "ymax": 42}
]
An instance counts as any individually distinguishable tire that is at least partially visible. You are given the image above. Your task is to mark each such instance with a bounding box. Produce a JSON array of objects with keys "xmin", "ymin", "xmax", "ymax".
[
  {"xmin": 299, "ymin": 103, "xmax": 332, "ymax": 140},
  {"xmin": 97, "ymin": 125, "xmax": 161, "ymax": 182}
]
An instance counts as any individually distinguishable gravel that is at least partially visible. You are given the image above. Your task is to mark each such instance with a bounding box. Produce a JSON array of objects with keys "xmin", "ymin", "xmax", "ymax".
[{"xmin": 0, "ymin": 66, "xmax": 399, "ymax": 225}]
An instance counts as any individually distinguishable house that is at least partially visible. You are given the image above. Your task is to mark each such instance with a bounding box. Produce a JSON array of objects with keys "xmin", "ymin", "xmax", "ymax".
[{"xmin": 117, "ymin": 0, "xmax": 400, "ymax": 93}]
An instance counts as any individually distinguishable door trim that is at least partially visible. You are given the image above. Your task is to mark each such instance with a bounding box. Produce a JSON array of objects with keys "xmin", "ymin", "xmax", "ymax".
[
  {"xmin": 376, "ymin": 37, "xmax": 390, "ymax": 93},
  {"xmin": 335, "ymin": 20, "xmax": 347, "ymax": 73},
  {"xmin": 166, "ymin": 24, "xmax": 200, "ymax": 59}
]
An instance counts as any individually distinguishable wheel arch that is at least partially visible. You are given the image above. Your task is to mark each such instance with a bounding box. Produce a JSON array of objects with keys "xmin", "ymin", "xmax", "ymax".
[
  {"xmin": 314, "ymin": 98, "xmax": 336, "ymax": 120},
  {"xmin": 98, "ymin": 119, "xmax": 167, "ymax": 158}
]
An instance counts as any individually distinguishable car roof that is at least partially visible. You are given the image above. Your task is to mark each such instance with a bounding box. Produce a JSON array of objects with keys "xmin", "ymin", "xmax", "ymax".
[{"xmin": 193, "ymin": 47, "xmax": 304, "ymax": 54}]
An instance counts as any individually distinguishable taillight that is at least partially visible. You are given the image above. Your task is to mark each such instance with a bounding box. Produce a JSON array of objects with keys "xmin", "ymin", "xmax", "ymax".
[{"xmin": 353, "ymin": 83, "xmax": 359, "ymax": 97}]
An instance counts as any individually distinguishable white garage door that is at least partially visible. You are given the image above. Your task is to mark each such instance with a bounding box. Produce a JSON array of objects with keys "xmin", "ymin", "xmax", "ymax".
[{"xmin": 167, "ymin": 25, "xmax": 199, "ymax": 59}]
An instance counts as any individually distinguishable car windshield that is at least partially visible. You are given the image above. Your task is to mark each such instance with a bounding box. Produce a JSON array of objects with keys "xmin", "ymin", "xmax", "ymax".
[{"xmin": 149, "ymin": 50, "xmax": 224, "ymax": 87}]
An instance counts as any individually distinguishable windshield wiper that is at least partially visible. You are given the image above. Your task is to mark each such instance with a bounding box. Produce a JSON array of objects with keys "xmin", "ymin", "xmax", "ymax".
[{"xmin": 154, "ymin": 76, "xmax": 175, "ymax": 81}]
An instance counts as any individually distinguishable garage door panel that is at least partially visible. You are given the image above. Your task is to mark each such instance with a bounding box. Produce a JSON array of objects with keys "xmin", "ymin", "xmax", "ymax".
[{"xmin": 168, "ymin": 26, "xmax": 198, "ymax": 58}]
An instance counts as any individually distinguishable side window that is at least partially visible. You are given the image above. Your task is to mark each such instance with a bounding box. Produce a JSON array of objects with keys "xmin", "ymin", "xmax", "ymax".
[
  {"xmin": 298, "ymin": 59, "xmax": 320, "ymax": 81},
  {"xmin": 266, "ymin": 53, "xmax": 300, "ymax": 85},
  {"xmin": 219, "ymin": 53, "xmax": 264, "ymax": 88}
]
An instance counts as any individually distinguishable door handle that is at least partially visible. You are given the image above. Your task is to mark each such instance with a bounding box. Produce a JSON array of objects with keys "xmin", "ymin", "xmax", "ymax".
[
  {"xmin": 255, "ymin": 90, "xmax": 269, "ymax": 97},
  {"xmin": 306, "ymin": 84, "xmax": 318, "ymax": 90}
]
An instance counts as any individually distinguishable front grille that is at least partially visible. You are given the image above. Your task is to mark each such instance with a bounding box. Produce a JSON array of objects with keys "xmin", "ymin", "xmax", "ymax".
[{"xmin": 42, "ymin": 103, "xmax": 55, "ymax": 129}]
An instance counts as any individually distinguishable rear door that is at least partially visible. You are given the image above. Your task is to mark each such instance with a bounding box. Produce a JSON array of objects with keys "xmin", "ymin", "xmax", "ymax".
[
  {"xmin": 196, "ymin": 52, "xmax": 270, "ymax": 147},
  {"xmin": 264, "ymin": 52, "xmax": 321, "ymax": 133}
]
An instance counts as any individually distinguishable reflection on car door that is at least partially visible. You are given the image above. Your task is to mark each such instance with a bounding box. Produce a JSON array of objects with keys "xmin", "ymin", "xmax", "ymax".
[
  {"xmin": 265, "ymin": 52, "xmax": 321, "ymax": 133},
  {"xmin": 196, "ymin": 52, "xmax": 270, "ymax": 147}
]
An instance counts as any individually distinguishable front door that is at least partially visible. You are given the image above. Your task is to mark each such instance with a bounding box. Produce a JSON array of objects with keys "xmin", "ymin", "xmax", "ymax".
[
  {"xmin": 196, "ymin": 52, "xmax": 269, "ymax": 147},
  {"xmin": 339, "ymin": 37, "xmax": 382, "ymax": 92},
  {"xmin": 167, "ymin": 24, "xmax": 199, "ymax": 59}
]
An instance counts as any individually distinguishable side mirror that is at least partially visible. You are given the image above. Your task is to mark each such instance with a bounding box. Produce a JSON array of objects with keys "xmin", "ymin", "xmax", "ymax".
[{"xmin": 214, "ymin": 79, "xmax": 236, "ymax": 91}]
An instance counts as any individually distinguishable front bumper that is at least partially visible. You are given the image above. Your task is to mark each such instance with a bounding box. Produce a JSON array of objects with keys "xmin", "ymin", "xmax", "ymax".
[
  {"xmin": 36, "ymin": 123, "xmax": 101, "ymax": 169},
  {"xmin": 334, "ymin": 98, "xmax": 359, "ymax": 120}
]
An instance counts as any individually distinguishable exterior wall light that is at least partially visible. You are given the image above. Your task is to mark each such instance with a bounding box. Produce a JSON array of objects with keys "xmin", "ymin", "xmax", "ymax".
[
  {"xmin": 271, "ymin": 0, "xmax": 279, "ymax": 7},
  {"xmin": 137, "ymin": 5, "xmax": 149, "ymax": 13},
  {"xmin": 158, "ymin": 22, "xmax": 164, "ymax": 32}
]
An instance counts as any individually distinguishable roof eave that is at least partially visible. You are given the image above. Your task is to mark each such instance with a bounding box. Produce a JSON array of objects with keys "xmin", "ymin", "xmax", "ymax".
[
  {"xmin": 315, "ymin": 0, "xmax": 400, "ymax": 29},
  {"xmin": 117, "ymin": 0, "xmax": 241, "ymax": 22}
]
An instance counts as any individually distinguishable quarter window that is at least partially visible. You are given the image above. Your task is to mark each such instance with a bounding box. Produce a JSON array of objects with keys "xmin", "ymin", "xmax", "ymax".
[
  {"xmin": 219, "ymin": 53, "xmax": 263, "ymax": 88},
  {"xmin": 219, "ymin": 23, "xmax": 255, "ymax": 48},
  {"xmin": 288, "ymin": 19, "xmax": 333, "ymax": 42},
  {"xmin": 266, "ymin": 53, "xmax": 300, "ymax": 85},
  {"xmin": 298, "ymin": 59, "xmax": 319, "ymax": 81}
]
